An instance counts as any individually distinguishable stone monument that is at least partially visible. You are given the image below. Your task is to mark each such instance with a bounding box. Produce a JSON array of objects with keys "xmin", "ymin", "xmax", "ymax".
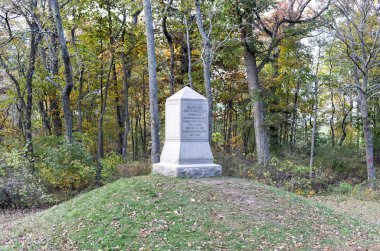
[{"xmin": 152, "ymin": 86, "xmax": 222, "ymax": 177}]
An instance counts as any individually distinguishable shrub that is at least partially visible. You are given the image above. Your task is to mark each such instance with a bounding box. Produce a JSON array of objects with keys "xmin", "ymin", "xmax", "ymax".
[
  {"xmin": 329, "ymin": 182, "xmax": 353, "ymax": 194},
  {"xmin": 0, "ymin": 150, "xmax": 47, "ymax": 208},
  {"xmin": 100, "ymin": 152, "xmax": 125, "ymax": 182},
  {"xmin": 101, "ymin": 152, "xmax": 151, "ymax": 183},
  {"xmin": 351, "ymin": 182, "xmax": 380, "ymax": 200},
  {"xmin": 212, "ymin": 132, "xmax": 224, "ymax": 150},
  {"xmin": 315, "ymin": 145, "xmax": 366, "ymax": 179},
  {"xmin": 214, "ymin": 151, "xmax": 255, "ymax": 177},
  {"xmin": 230, "ymin": 156, "xmax": 330, "ymax": 195},
  {"xmin": 101, "ymin": 154, "xmax": 151, "ymax": 182},
  {"xmin": 36, "ymin": 142, "xmax": 96, "ymax": 191}
]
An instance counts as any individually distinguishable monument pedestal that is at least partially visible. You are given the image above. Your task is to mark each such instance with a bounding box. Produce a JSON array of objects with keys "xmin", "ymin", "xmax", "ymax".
[
  {"xmin": 153, "ymin": 163, "xmax": 221, "ymax": 178},
  {"xmin": 152, "ymin": 87, "xmax": 222, "ymax": 178}
]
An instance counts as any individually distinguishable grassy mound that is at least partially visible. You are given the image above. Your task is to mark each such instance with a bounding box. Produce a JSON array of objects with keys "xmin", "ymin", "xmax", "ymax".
[{"xmin": 1, "ymin": 176, "xmax": 379, "ymax": 250}]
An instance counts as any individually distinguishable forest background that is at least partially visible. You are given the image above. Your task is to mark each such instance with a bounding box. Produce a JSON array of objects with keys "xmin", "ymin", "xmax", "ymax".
[{"xmin": 0, "ymin": 0, "xmax": 379, "ymax": 208}]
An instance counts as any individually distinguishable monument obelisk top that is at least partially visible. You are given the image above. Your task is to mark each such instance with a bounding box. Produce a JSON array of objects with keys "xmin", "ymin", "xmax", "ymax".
[{"xmin": 167, "ymin": 86, "xmax": 207, "ymax": 101}]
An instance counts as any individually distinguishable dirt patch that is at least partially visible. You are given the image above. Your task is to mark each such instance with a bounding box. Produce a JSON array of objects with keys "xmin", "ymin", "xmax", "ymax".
[{"xmin": 189, "ymin": 178, "xmax": 262, "ymax": 209}]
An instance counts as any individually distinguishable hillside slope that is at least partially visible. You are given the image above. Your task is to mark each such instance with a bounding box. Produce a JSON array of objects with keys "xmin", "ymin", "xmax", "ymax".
[{"xmin": 1, "ymin": 176, "xmax": 379, "ymax": 250}]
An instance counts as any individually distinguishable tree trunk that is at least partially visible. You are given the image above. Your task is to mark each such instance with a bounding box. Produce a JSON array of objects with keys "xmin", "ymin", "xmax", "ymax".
[
  {"xmin": 309, "ymin": 46, "xmax": 322, "ymax": 179},
  {"xmin": 242, "ymin": 106, "xmax": 250, "ymax": 154},
  {"xmin": 290, "ymin": 79, "xmax": 300, "ymax": 151},
  {"xmin": 142, "ymin": 75, "xmax": 148, "ymax": 155},
  {"xmin": 47, "ymin": 7, "xmax": 63, "ymax": 136},
  {"xmin": 104, "ymin": 0, "xmax": 123, "ymax": 154},
  {"xmin": 120, "ymin": 10, "xmax": 140, "ymax": 161},
  {"xmin": 25, "ymin": 20, "xmax": 41, "ymax": 158},
  {"xmin": 50, "ymin": 0, "xmax": 75, "ymax": 144},
  {"xmin": 61, "ymin": 92, "xmax": 73, "ymax": 143},
  {"xmin": 134, "ymin": 105, "xmax": 139, "ymax": 159},
  {"xmin": 338, "ymin": 100, "xmax": 352, "ymax": 146},
  {"xmin": 77, "ymin": 68, "xmax": 84, "ymax": 133},
  {"xmin": 143, "ymin": 103, "xmax": 147, "ymax": 155},
  {"xmin": 50, "ymin": 93, "xmax": 62, "ymax": 136},
  {"xmin": 223, "ymin": 105, "xmax": 227, "ymax": 150},
  {"xmin": 162, "ymin": 3, "xmax": 175, "ymax": 95},
  {"xmin": 330, "ymin": 87, "xmax": 335, "ymax": 146},
  {"xmin": 71, "ymin": 24, "xmax": 84, "ymax": 134},
  {"xmin": 226, "ymin": 101, "xmax": 233, "ymax": 153},
  {"xmin": 131, "ymin": 116, "xmax": 135, "ymax": 160},
  {"xmin": 39, "ymin": 100, "xmax": 51, "ymax": 136},
  {"xmin": 327, "ymin": 51, "xmax": 335, "ymax": 147},
  {"xmin": 303, "ymin": 116, "xmax": 308, "ymax": 142},
  {"xmin": 244, "ymin": 48, "xmax": 270, "ymax": 164},
  {"xmin": 143, "ymin": 0, "xmax": 160, "ymax": 163},
  {"xmin": 195, "ymin": 0, "xmax": 213, "ymax": 143},
  {"xmin": 112, "ymin": 64, "xmax": 123, "ymax": 154},
  {"xmin": 96, "ymin": 114, "xmax": 104, "ymax": 184},
  {"xmin": 358, "ymin": 89, "xmax": 377, "ymax": 189},
  {"xmin": 184, "ymin": 15, "xmax": 193, "ymax": 89},
  {"xmin": 309, "ymin": 79, "xmax": 318, "ymax": 179},
  {"xmin": 269, "ymin": 58, "xmax": 280, "ymax": 150},
  {"xmin": 138, "ymin": 106, "xmax": 144, "ymax": 155},
  {"xmin": 356, "ymin": 101, "xmax": 361, "ymax": 155},
  {"xmin": 96, "ymin": 57, "xmax": 114, "ymax": 185},
  {"xmin": 121, "ymin": 52, "xmax": 131, "ymax": 160}
]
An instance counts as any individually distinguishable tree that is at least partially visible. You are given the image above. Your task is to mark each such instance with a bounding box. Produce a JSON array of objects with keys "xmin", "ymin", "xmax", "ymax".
[
  {"xmin": 327, "ymin": 0, "xmax": 380, "ymax": 189},
  {"xmin": 162, "ymin": 0, "xmax": 175, "ymax": 95},
  {"xmin": 121, "ymin": 9, "xmax": 141, "ymax": 160},
  {"xmin": 1, "ymin": 0, "xmax": 380, "ymax": 196},
  {"xmin": 195, "ymin": 0, "xmax": 214, "ymax": 143},
  {"xmin": 48, "ymin": 0, "xmax": 75, "ymax": 144},
  {"xmin": 46, "ymin": 0, "xmax": 63, "ymax": 137},
  {"xmin": 309, "ymin": 44, "xmax": 322, "ymax": 179},
  {"xmin": 184, "ymin": 13, "xmax": 193, "ymax": 89},
  {"xmin": 23, "ymin": 0, "xmax": 41, "ymax": 158},
  {"xmin": 234, "ymin": 0, "xmax": 331, "ymax": 164},
  {"xmin": 69, "ymin": 4, "xmax": 85, "ymax": 134},
  {"xmin": 143, "ymin": 0, "xmax": 160, "ymax": 163},
  {"xmin": 0, "ymin": 0, "xmax": 42, "ymax": 159},
  {"xmin": 96, "ymin": 55, "xmax": 114, "ymax": 185}
]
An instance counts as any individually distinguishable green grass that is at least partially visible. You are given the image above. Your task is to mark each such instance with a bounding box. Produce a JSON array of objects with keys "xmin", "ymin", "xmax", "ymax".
[{"xmin": 1, "ymin": 175, "xmax": 380, "ymax": 250}]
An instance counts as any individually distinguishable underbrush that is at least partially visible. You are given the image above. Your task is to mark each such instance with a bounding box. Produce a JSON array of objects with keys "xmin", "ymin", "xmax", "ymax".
[
  {"xmin": 216, "ymin": 145, "xmax": 372, "ymax": 197},
  {"xmin": 0, "ymin": 135, "xmax": 152, "ymax": 209},
  {"xmin": 314, "ymin": 145, "xmax": 367, "ymax": 181},
  {"xmin": 0, "ymin": 150, "xmax": 48, "ymax": 208},
  {"xmin": 0, "ymin": 134, "xmax": 376, "ymax": 208},
  {"xmin": 326, "ymin": 181, "xmax": 380, "ymax": 201},
  {"xmin": 100, "ymin": 152, "xmax": 151, "ymax": 182},
  {"xmin": 328, "ymin": 182, "xmax": 354, "ymax": 194},
  {"xmin": 35, "ymin": 141, "xmax": 96, "ymax": 191}
]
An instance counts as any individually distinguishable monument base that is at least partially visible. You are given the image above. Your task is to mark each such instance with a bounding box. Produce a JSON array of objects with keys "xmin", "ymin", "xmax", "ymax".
[{"xmin": 152, "ymin": 162, "xmax": 222, "ymax": 178}]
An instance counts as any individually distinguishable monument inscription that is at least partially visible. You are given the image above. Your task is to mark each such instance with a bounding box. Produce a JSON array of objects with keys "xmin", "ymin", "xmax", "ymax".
[{"xmin": 181, "ymin": 103, "xmax": 207, "ymax": 140}]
